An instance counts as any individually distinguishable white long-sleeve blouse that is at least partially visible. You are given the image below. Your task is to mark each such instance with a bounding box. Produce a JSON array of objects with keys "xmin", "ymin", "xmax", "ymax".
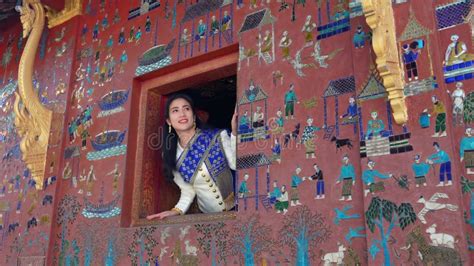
[{"xmin": 173, "ymin": 130, "xmax": 236, "ymax": 214}]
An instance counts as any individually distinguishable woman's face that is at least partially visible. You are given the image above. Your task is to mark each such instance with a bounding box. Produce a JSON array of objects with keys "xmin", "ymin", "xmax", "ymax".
[{"xmin": 167, "ymin": 98, "xmax": 195, "ymax": 133}]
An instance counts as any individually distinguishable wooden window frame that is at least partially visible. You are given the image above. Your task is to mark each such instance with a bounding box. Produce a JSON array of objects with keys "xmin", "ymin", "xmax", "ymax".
[{"xmin": 122, "ymin": 44, "xmax": 239, "ymax": 227}]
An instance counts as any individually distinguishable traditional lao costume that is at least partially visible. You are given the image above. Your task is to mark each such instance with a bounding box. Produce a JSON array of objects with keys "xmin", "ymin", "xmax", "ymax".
[{"xmin": 173, "ymin": 129, "xmax": 236, "ymax": 213}]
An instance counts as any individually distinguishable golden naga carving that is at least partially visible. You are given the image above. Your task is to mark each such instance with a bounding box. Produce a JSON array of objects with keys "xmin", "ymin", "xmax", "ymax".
[
  {"xmin": 362, "ymin": 0, "xmax": 408, "ymax": 124},
  {"xmin": 44, "ymin": 0, "xmax": 82, "ymax": 28},
  {"xmin": 14, "ymin": 0, "xmax": 53, "ymax": 189}
]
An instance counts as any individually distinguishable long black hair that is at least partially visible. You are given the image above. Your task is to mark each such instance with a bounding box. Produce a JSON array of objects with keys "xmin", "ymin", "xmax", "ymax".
[{"xmin": 162, "ymin": 93, "xmax": 205, "ymax": 181}]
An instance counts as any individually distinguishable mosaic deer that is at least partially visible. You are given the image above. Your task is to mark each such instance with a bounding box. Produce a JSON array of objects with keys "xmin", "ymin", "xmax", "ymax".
[
  {"xmin": 401, "ymin": 227, "xmax": 462, "ymax": 265},
  {"xmin": 171, "ymin": 240, "xmax": 198, "ymax": 266}
]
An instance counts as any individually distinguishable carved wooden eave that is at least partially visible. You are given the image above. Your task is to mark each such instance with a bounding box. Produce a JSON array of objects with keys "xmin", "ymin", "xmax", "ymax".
[
  {"xmin": 14, "ymin": 0, "xmax": 54, "ymax": 189},
  {"xmin": 362, "ymin": 0, "xmax": 408, "ymax": 124},
  {"xmin": 45, "ymin": 0, "xmax": 82, "ymax": 28}
]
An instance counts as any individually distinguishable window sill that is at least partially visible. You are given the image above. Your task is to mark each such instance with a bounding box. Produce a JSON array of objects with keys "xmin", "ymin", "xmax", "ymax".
[{"xmin": 131, "ymin": 211, "xmax": 237, "ymax": 227}]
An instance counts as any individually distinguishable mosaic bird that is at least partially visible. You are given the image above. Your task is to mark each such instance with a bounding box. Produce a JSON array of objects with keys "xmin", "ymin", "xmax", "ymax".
[
  {"xmin": 417, "ymin": 193, "xmax": 458, "ymax": 224},
  {"xmin": 290, "ymin": 47, "xmax": 314, "ymax": 77},
  {"xmin": 311, "ymin": 41, "xmax": 343, "ymax": 68},
  {"xmin": 345, "ymin": 226, "xmax": 366, "ymax": 244},
  {"xmin": 333, "ymin": 205, "xmax": 360, "ymax": 225}
]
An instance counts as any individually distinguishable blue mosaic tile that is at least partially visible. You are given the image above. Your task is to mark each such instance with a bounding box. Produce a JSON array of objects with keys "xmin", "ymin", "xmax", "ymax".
[
  {"xmin": 349, "ymin": 1, "xmax": 363, "ymax": 18},
  {"xmin": 317, "ymin": 17, "xmax": 350, "ymax": 40},
  {"xmin": 435, "ymin": 0, "xmax": 472, "ymax": 30},
  {"xmin": 444, "ymin": 60, "xmax": 474, "ymax": 83}
]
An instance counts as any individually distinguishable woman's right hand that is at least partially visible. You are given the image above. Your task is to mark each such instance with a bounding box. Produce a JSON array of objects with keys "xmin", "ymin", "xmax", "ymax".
[{"xmin": 146, "ymin": 210, "xmax": 180, "ymax": 220}]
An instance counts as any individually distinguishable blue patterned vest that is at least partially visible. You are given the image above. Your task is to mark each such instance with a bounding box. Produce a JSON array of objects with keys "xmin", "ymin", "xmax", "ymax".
[{"xmin": 176, "ymin": 129, "xmax": 234, "ymax": 205}]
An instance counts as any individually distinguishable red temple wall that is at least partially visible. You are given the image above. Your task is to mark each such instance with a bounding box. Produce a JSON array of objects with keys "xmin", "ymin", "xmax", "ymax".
[{"xmin": 0, "ymin": 0, "xmax": 473, "ymax": 265}]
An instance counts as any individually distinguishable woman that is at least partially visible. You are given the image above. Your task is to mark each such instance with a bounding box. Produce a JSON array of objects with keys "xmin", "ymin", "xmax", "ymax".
[{"xmin": 147, "ymin": 94, "xmax": 237, "ymax": 220}]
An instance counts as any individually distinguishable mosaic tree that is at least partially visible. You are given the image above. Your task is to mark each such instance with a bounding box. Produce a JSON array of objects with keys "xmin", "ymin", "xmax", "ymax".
[
  {"xmin": 54, "ymin": 195, "xmax": 81, "ymax": 266},
  {"xmin": 8, "ymin": 231, "xmax": 27, "ymax": 264},
  {"xmin": 279, "ymin": 0, "xmax": 306, "ymax": 22},
  {"xmin": 77, "ymin": 220, "xmax": 127, "ymax": 266},
  {"xmin": 464, "ymin": 92, "xmax": 474, "ymax": 124},
  {"xmin": 366, "ymin": 197, "xmax": 417, "ymax": 266},
  {"xmin": 461, "ymin": 176, "xmax": 474, "ymax": 227},
  {"xmin": 228, "ymin": 216, "xmax": 274, "ymax": 266},
  {"xmin": 103, "ymin": 228, "xmax": 128, "ymax": 266},
  {"xmin": 78, "ymin": 222, "xmax": 101, "ymax": 266},
  {"xmin": 127, "ymin": 226, "xmax": 159, "ymax": 266},
  {"xmin": 8, "ymin": 230, "xmax": 50, "ymax": 264},
  {"xmin": 195, "ymin": 222, "xmax": 230, "ymax": 266},
  {"xmin": 280, "ymin": 206, "xmax": 331, "ymax": 265}
]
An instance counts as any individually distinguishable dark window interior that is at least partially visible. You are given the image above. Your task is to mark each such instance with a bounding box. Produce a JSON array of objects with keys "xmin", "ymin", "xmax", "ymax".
[{"xmin": 179, "ymin": 75, "xmax": 237, "ymax": 130}]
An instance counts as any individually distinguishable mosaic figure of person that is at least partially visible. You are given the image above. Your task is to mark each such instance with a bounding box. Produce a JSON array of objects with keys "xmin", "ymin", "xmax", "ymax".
[
  {"xmin": 450, "ymin": 82, "xmax": 466, "ymax": 125},
  {"xmin": 310, "ymin": 163, "xmax": 324, "ymax": 199},
  {"xmin": 340, "ymin": 96, "xmax": 358, "ymax": 123},
  {"xmin": 247, "ymin": 80, "xmax": 258, "ymax": 101},
  {"xmin": 180, "ymin": 28, "xmax": 190, "ymax": 46},
  {"xmin": 290, "ymin": 166, "xmax": 303, "ymax": 206},
  {"xmin": 284, "ymin": 84, "xmax": 299, "ymax": 119},
  {"xmin": 271, "ymin": 138, "xmax": 281, "ymax": 163},
  {"xmin": 336, "ymin": 155, "xmax": 355, "ymax": 201},
  {"xmin": 301, "ymin": 15, "xmax": 316, "ymax": 44},
  {"xmin": 365, "ymin": 111, "xmax": 385, "ymax": 140},
  {"xmin": 145, "ymin": 16, "xmax": 151, "ymax": 33},
  {"xmin": 106, "ymin": 35, "xmax": 113, "ymax": 52},
  {"xmin": 267, "ymin": 180, "xmax": 280, "ymax": 205},
  {"xmin": 239, "ymin": 110, "xmax": 250, "ymax": 132},
  {"xmin": 460, "ymin": 127, "xmax": 474, "ymax": 174},
  {"xmin": 221, "ymin": 11, "xmax": 231, "ymax": 31},
  {"xmin": 252, "ymin": 106, "xmax": 265, "ymax": 128},
  {"xmin": 118, "ymin": 27, "xmax": 125, "ymax": 45},
  {"xmin": 101, "ymin": 13, "xmax": 109, "ymax": 30},
  {"xmin": 402, "ymin": 42, "xmax": 420, "ymax": 82},
  {"xmin": 275, "ymin": 185, "xmax": 288, "ymax": 214},
  {"xmin": 128, "ymin": 26, "xmax": 135, "ymax": 42},
  {"xmin": 147, "ymin": 93, "xmax": 237, "ymax": 219},
  {"xmin": 113, "ymin": 8, "xmax": 120, "ymax": 24},
  {"xmin": 62, "ymin": 161, "xmax": 72, "ymax": 180},
  {"xmin": 300, "ymin": 117, "xmax": 322, "ymax": 159},
  {"xmin": 353, "ymin": 26, "xmax": 366, "ymax": 49},
  {"xmin": 445, "ymin": 34, "xmax": 474, "ymax": 66},
  {"xmin": 86, "ymin": 165, "xmax": 96, "ymax": 196},
  {"xmin": 238, "ymin": 173, "xmax": 250, "ymax": 198},
  {"xmin": 78, "ymin": 169, "xmax": 86, "ymax": 194},
  {"xmin": 210, "ymin": 15, "xmax": 219, "ymax": 34},
  {"xmin": 135, "ymin": 27, "xmax": 142, "ymax": 44},
  {"xmin": 427, "ymin": 142, "xmax": 452, "ymax": 187},
  {"xmin": 195, "ymin": 19, "xmax": 207, "ymax": 40},
  {"xmin": 279, "ymin": 30, "xmax": 292, "ymax": 61},
  {"xmin": 92, "ymin": 20, "xmax": 99, "ymax": 41},
  {"xmin": 431, "ymin": 95, "xmax": 447, "ymax": 137},
  {"xmin": 260, "ymin": 30, "xmax": 272, "ymax": 53},
  {"xmin": 107, "ymin": 163, "xmax": 121, "ymax": 195},
  {"xmin": 119, "ymin": 50, "xmax": 128, "ymax": 73},
  {"xmin": 412, "ymin": 154, "xmax": 430, "ymax": 187},
  {"xmin": 81, "ymin": 23, "xmax": 88, "ymax": 45},
  {"xmin": 275, "ymin": 109, "xmax": 284, "ymax": 132},
  {"xmin": 362, "ymin": 160, "xmax": 392, "ymax": 197}
]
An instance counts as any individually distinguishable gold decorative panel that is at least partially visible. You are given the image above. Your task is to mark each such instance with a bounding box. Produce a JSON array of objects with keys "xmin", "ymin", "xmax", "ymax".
[{"xmin": 362, "ymin": 0, "xmax": 408, "ymax": 124}]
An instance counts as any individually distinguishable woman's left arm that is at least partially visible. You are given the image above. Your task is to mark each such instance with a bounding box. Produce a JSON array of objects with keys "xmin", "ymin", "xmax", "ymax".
[{"xmin": 221, "ymin": 130, "xmax": 236, "ymax": 170}]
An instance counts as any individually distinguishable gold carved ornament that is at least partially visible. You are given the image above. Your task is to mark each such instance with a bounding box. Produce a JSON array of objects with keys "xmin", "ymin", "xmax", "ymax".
[
  {"xmin": 14, "ymin": 0, "xmax": 81, "ymax": 189},
  {"xmin": 362, "ymin": 0, "xmax": 408, "ymax": 124},
  {"xmin": 45, "ymin": 0, "xmax": 82, "ymax": 28}
]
